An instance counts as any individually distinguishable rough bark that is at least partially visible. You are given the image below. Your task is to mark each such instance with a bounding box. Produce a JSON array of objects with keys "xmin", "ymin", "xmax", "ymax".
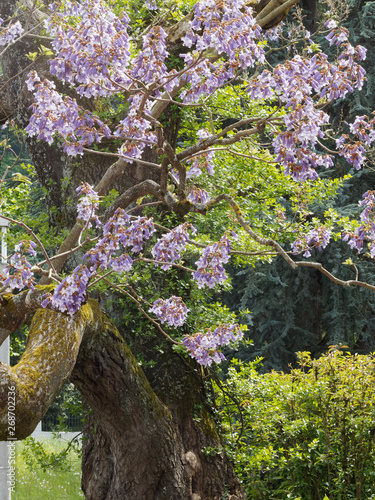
[
  {"xmin": 70, "ymin": 313, "xmax": 244, "ymax": 500},
  {"xmin": 0, "ymin": 297, "xmax": 103, "ymax": 439}
]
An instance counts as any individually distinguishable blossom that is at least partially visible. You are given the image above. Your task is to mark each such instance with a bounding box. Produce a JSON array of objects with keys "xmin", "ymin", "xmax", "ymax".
[
  {"xmin": 131, "ymin": 27, "xmax": 169, "ymax": 84},
  {"xmin": 76, "ymin": 183, "xmax": 101, "ymax": 228},
  {"xmin": 180, "ymin": 0, "xmax": 264, "ymax": 103},
  {"xmin": 151, "ymin": 223, "xmax": 196, "ymax": 270},
  {"xmin": 42, "ymin": 265, "xmax": 91, "ymax": 315},
  {"xmin": 291, "ymin": 227, "xmax": 331, "ymax": 257},
  {"xmin": 149, "ymin": 296, "xmax": 189, "ymax": 327},
  {"xmin": 26, "ymin": 72, "xmax": 111, "ymax": 156},
  {"xmin": 0, "ymin": 19, "xmax": 23, "ymax": 46},
  {"xmin": 247, "ymin": 45, "xmax": 366, "ymax": 179},
  {"xmin": 114, "ymin": 94, "xmax": 157, "ymax": 163},
  {"xmin": 145, "ymin": 0, "xmax": 158, "ymax": 9},
  {"xmin": 183, "ymin": 323, "xmax": 243, "ymax": 366},
  {"xmin": 85, "ymin": 209, "xmax": 155, "ymax": 272},
  {"xmin": 186, "ymin": 129, "xmax": 216, "ymax": 178},
  {"xmin": 3, "ymin": 240, "xmax": 37, "ymax": 291},
  {"xmin": 342, "ymin": 191, "xmax": 375, "ymax": 257},
  {"xmin": 187, "ymin": 187, "xmax": 211, "ymax": 204},
  {"xmin": 193, "ymin": 233, "xmax": 232, "ymax": 288},
  {"xmin": 46, "ymin": 0, "xmax": 132, "ymax": 98}
]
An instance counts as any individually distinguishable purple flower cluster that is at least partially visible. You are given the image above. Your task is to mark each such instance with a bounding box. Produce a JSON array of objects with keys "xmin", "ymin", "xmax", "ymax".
[
  {"xmin": 193, "ymin": 233, "xmax": 232, "ymax": 288},
  {"xmin": 180, "ymin": 0, "xmax": 264, "ymax": 102},
  {"xmin": 42, "ymin": 265, "xmax": 91, "ymax": 315},
  {"xmin": 149, "ymin": 296, "xmax": 189, "ymax": 327},
  {"xmin": 76, "ymin": 183, "xmax": 101, "ymax": 228},
  {"xmin": 46, "ymin": 0, "xmax": 132, "ymax": 98},
  {"xmin": 25, "ymin": 72, "xmax": 111, "ymax": 156},
  {"xmin": 131, "ymin": 27, "xmax": 169, "ymax": 85},
  {"xmin": 247, "ymin": 34, "xmax": 367, "ymax": 179},
  {"xmin": 0, "ymin": 18, "xmax": 23, "ymax": 46},
  {"xmin": 336, "ymin": 115, "xmax": 375, "ymax": 170},
  {"xmin": 326, "ymin": 25, "xmax": 349, "ymax": 47},
  {"xmin": 3, "ymin": 240, "xmax": 37, "ymax": 291},
  {"xmin": 291, "ymin": 226, "xmax": 331, "ymax": 258},
  {"xmin": 343, "ymin": 191, "xmax": 375, "ymax": 257},
  {"xmin": 145, "ymin": 0, "xmax": 158, "ymax": 9},
  {"xmin": 274, "ymin": 98, "xmax": 333, "ymax": 181},
  {"xmin": 187, "ymin": 187, "xmax": 211, "ymax": 204},
  {"xmin": 43, "ymin": 209, "xmax": 154, "ymax": 314},
  {"xmin": 85, "ymin": 208, "xmax": 155, "ymax": 272},
  {"xmin": 114, "ymin": 94, "xmax": 157, "ymax": 162},
  {"xmin": 183, "ymin": 323, "xmax": 243, "ymax": 366},
  {"xmin": 186, "ymin": 129, "xmax": 215, "ymax": 178},
  {"xmin": 263, "ymin": 25, "xmax": 282, "ymax": 41},
  {"xmin": 151, "ymin": 222, "xmax": 196, "ymax": 270}
]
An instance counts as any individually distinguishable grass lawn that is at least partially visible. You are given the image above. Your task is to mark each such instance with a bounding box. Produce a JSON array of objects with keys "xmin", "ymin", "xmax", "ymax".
[{"xmin": 13, "ymin": 437, "xmax": 84, "ymax": 500}]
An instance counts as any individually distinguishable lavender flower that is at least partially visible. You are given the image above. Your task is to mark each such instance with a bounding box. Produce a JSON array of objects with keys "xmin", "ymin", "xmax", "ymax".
[
  {"xmin": 0, "ymin": 19, "xmax": 23, "ymax": 46},
  {"xmin": 183, "ymin": 323, "xmax": 243, "ymax": 366},
  {"xmin": 85, "ymin": 208, "xmax": 154, "ymax": 273},
  {"xmin": 150, "ymin": 296, "xmax": 189, "ymax": 327},
  {"xmin": 42, "ymin": 265, "xmax": 91, "ymax": 315},
  {"xmin": 291, "ymin": 226, "xmax": 331, "ymax": 258},
  {"xmin": 180, "ymin": 0, "xmax": 264, "ymax": 103},
  {"xmin": 26, "ymin": 72, "xmax": 111, "ymax": 156},
  {"xmin": 131, "ymin": 27, "xmax": 169, "ymax": 84},
  {"xmin": 187, "ymin": 187, "xmax": 211, "ymax": 204},
  {"xmin": 145, "ymin": 0, "xmax": 158, "ymax": 9},
  {"xmin": 4, "ymin": 240, "xmax": 37, "ymax": 291},
  {"xmin": 76, "ymin": 183, "xmax": 101, "ymax": 228},
  {"xmin": 114, "ymin": 95, "xmax": 157, "ymax": 163},
  {"xmin": 46, "ymin": 0, "xmax": 132, "ymax": 98},
  {"xmin": 342, "ymin": 191, "xmax": 375, "ymax": 257},
  {"xmin": 193, "ymin": 234, "xmax": 232, "ymax": 288},
  {"xmin": 151, "ymin": 223, "xmax": 196, "ymax": 270},
  {"xmin": 186, "ymin": 129, "xmax": 215, "ymax": 178},
  {"xmin": 247, "ymin": 44, "xmax": 366, "ymax": 179}
]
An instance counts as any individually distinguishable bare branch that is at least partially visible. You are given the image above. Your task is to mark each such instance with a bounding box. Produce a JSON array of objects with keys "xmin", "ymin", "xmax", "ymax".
[{"xmin": 256, "ymin": 0, "xmax": 300, "ymax": 27}]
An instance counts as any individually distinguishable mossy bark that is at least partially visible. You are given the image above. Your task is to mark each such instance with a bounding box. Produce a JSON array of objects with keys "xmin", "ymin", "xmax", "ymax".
[{"xmin": 0, "ymin": 299, "xmax": 103, "ymax": 439}]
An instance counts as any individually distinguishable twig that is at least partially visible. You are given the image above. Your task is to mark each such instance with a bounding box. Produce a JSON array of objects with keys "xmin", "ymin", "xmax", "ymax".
[
  {"xmin": 102, "ymin": 277, "xmax": 180, "ymax": 345},
  {"xmin": 0, "ymin": 214, "xmax": 57, "ymax": 273}
]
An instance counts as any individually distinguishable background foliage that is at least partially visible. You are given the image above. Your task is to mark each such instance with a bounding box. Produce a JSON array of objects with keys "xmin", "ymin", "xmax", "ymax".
[{"xmin": 216, "ymin": 348, "xmax": 375, "ymax": 499}]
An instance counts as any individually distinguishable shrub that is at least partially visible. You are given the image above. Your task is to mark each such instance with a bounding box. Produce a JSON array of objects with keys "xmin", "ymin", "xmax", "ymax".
[{"xmin": 216, "ymin": 348, "xmax": 375, "ymax": 499}]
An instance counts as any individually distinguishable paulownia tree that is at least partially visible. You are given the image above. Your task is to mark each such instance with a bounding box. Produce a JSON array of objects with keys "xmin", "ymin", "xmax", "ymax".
[{"xmin": 0, "ymin": 0, "xmax": 374, "ymax": 498}]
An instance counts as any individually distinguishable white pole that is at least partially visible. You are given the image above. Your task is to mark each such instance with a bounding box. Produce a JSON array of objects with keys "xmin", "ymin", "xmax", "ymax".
[{"xmin": 0, "ymin": 218, "xmax": 12, "ymax": 499}]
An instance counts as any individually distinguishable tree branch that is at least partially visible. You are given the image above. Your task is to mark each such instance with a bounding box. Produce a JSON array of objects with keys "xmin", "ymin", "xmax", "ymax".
[
  {"xmin": 256, "ymin": 0, "xmax": 300, "ymax": 27},
  {"xmin": 0, "ymin": 287, "xmax": 51, "ymax": 345},
  {"xmin": 207, "ymin": 194, "xmax": 375, "ymax": 295},
  {"xmin": 0, "ymin": 299, "xmax": 104, "ymax": 439}
]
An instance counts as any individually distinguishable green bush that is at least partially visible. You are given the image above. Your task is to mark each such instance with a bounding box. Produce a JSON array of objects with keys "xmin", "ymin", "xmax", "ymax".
[{"xmin": 216, "ymin": 348, "xmax": 375, "ymax": 499}]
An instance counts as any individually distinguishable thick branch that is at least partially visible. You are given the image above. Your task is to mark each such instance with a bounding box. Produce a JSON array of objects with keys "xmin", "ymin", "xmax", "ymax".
[
  {"xmin": 0, "ymin": 287, "xmax": 51, "ymax": 345},
  {"xmin": 0, "ymin": 299, "xmax": 104, "ymax": 439},
  {"xmin": 108, "ymin": 179, "xmax": 176, "ymax": 215},
  {"xmin": 256, "ymin": 0, "xmax": 300, "ymax": 27},
  {"xmin": 177, "ymin": 122, "xmax": 262, "ymax": 162}
]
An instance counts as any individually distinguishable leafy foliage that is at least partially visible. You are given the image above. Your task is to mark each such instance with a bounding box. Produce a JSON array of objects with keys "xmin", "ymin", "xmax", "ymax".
[{"xmin": 216, "ymin": 348, "xmax": 375, "ymax": 499}]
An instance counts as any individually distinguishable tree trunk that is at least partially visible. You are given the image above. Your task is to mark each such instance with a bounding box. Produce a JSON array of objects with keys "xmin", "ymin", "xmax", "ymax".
[{"xmin": 70, "ymin": 313, "xmax": 244, "ymax": 500}]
